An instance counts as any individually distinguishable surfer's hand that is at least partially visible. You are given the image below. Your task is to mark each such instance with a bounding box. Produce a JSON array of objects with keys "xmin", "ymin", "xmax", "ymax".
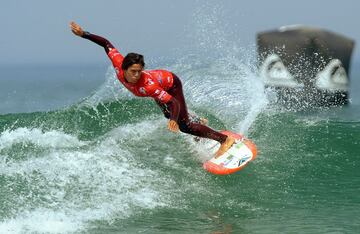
[
  {"xmin": 199, "ymin": 117, "xmax": 208, "ymax": 125},
  {"xmin": 70, "ymin": 21, "xmax": 84, "ymax": 37},
  {"xmin": 168, "ymin": 120, "xmax": 179, "ymax": 133}
]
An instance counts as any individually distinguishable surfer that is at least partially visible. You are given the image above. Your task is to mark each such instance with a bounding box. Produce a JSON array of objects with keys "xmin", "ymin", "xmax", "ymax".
[{"xmin": 70, "ymin": 21, "xmax": 235, "ymax": 157}]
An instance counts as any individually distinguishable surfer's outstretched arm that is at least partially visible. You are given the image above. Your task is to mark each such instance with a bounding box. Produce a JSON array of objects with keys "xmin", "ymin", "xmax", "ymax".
[{"xmin": 70, "ymin": 21, "xmax": 115, "ymax": 53}]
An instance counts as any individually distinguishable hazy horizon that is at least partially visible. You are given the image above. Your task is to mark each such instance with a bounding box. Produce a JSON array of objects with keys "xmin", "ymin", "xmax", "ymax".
[{"xmin": 0, "ymin": 0, "xmax": 359, "ymax": 66}]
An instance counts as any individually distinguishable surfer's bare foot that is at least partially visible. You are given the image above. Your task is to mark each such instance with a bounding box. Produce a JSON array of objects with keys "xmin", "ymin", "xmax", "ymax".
[{"xmin": 215, "ymin": 136, "xmax": 235, "ymax": 158}]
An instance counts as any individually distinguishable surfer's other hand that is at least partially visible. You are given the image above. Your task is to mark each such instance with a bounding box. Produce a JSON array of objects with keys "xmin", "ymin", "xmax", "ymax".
[
  {"xmin": 199, "ymin": 117, "xmax": 208, "ymax": 125},
  {"xmin": 70, "ymin": 21, "xmax": 84, "ymax": 37},
  {"xmin": 167, "ymin": 120, "xmax": 179, "ymax": 133}
]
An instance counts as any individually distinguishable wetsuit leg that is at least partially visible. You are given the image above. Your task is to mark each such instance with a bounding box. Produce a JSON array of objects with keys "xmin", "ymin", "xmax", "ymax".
[{"xmin": 167, "ymin": 74, "xmax": 227, "ymax": 143}]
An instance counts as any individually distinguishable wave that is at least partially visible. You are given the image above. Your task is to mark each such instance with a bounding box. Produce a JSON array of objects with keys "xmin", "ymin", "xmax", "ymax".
[
  {"xmin": 3, "ymin": 34, "xmax": 358, "ymax": 233},
  {"xmin": 0, "ymin": 120, "xmax": 179, "ymax": 233},
  {"xmin": 0, "ymin": 52, "xmax": 272, "ymax": 232}
]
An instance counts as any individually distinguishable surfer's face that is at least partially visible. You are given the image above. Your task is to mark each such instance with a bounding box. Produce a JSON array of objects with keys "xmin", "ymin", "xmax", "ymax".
[{"xmin": 124, "ymin": 64, "xmax": 143, "ymax": 83}]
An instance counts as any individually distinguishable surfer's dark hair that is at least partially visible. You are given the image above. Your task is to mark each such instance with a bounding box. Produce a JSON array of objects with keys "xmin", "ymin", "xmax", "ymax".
[{"xmin": 122, "ymin": 53, "xmax": 145, "ymax": 70}]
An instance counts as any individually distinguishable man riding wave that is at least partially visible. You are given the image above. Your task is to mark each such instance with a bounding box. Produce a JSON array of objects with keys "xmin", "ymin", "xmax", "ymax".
[{"xmin": 70, "ymin": 22, "xmax": 235, "ymax": 157}]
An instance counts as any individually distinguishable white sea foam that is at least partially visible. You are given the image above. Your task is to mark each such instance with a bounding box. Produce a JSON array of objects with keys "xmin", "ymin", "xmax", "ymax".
[
  {"xmin": 0, "ymin": 120, "xmax": 173, "ymax": 233},
  {"xmin": 0, "ymin": 128, "xmax": 86, "ymax": 151}
]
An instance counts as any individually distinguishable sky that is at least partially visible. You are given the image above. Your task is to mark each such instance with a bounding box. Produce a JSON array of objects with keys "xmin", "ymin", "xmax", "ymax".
[{"xmin": 0, "ymin": 0, "xmax": 359, "ymax": 65}]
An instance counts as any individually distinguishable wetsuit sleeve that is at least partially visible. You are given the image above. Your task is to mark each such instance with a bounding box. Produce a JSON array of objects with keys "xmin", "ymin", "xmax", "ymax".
[
  {"xmin": 167, "ymin": 97, "xmax": 180, "ymax": 121},
  {"xmin": 148, "ymin": 85, "xmax": 180, "ymax": 121},
  {"xmin": 81, "ymin": 31, "xmax": 115, "ymax": 53},
  {"xmin": 82, "ymin": 32, "xmax": 124, "ymax": 71},
  {"xmin": 154, "ymin": 97, "xmax": 179, "ymax": 122},
  {"xmin": 155, "ymin": 100, "xmax": 171, "ymax": 119},
  {"xmin": 154, "ymin": 92, "xmax": 180, "ymax": 121}
]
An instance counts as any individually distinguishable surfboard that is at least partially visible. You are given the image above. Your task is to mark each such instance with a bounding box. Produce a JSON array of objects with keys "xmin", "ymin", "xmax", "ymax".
[{"xmin": 203, "ymin": 130, "xmax": 257, "ymax": 175}]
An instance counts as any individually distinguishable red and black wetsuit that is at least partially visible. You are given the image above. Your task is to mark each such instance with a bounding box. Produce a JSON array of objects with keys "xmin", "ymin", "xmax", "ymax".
[{"xmin": 82, "ymin": 32, "xmax": 227, "ymax": 144}]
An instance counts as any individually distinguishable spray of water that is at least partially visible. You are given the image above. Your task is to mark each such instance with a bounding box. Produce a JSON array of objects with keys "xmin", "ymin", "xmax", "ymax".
[{"xmin": 172, "ymin": 2, "xmax": 268, "ymax": 135}]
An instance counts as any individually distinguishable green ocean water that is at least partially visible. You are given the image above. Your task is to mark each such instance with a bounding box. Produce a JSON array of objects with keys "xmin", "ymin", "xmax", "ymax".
[{"xmin": 0, "ymin": 57, "xmax": 360, "ymax": 233}]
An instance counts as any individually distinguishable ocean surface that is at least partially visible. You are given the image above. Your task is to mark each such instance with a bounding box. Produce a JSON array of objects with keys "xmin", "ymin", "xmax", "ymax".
[{"xmin": 0, "ymin": 53, "xmax": 359, "ymax": 234}]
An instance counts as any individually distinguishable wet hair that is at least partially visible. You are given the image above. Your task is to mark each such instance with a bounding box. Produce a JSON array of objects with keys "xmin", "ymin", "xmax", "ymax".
[{"xmin": 121, "ymin": 53, "xmax": 145, "ymax": 70}]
